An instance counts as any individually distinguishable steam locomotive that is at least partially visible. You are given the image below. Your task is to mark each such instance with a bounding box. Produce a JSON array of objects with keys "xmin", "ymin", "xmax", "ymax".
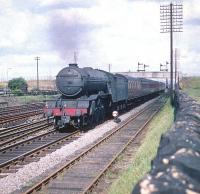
[{"xmin": 44, "ymin": 63, "xmax": 165, "ymax": 130}]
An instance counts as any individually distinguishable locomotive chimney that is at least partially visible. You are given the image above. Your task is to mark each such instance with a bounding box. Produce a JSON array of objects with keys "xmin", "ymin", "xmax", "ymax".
[{"xmin": 69, "ymin": 63, "xmax": 78, "ymax": 68}]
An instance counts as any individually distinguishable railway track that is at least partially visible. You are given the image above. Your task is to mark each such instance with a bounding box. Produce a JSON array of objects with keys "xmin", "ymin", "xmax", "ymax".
[
  {"xmin": 0, "ymin": 102, "xmax": 43, "ymax": 113},
  {"xmin": 0, "ymin": 127, "xmax": 80, "ymax": 177},
  {"xmin": 22, "ymin": 96, "xmax": 166, "ymax": 194},
  {"xmin": 0, "ymin": 103, "xmax": 44, "ymax": 128},
  {"xmin": 0, "ymin": 124, "xmax": 53, "ymax": 150},
  {"xmin": 0, "ymin": 109, "xmax": 42, "ymax": 121},
  {"xmin": 0, "ymin": 110, "xmax": 43, "ymax": 128},
  {"xmin": 0, "ymin": 119, "xmax": 52, "ymax": 143},
  {"xmin": 0, "ymin": 103, "xmax": 44, "ymax": 118}
]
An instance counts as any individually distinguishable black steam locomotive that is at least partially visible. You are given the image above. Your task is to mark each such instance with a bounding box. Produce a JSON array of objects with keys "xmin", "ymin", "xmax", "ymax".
[{"xmin": 44, "ymin": 64, "xmax": 165, "ymax": 129}]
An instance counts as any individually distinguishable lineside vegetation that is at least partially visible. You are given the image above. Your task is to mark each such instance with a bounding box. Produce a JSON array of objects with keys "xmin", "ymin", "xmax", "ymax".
[
  {"xmin": 181, "ymin": 77, "xmax": 200, "ymax": 102},
  {"xmin": 15, "ymin": 95, "xmax": 56, "ymax": 104},
  {"xmin": 107, "ymin": 99, "xmax": 174, "ymax": 194}
]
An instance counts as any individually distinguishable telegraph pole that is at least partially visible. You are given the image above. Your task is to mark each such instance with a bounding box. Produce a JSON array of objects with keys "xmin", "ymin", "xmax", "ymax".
[
  {"xmin": 35, "ymin": 56, "xmax": 40, "ymax": 92},
  {"xmin": 160, "ymin": 3, "xmax": 183, "ymax": 105},
  {"xmin": 170, "ymin": 3, "xmax": 173, "ymax": 103}
]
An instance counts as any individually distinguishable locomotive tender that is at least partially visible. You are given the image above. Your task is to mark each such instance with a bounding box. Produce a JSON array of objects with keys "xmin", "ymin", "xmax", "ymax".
[{"xmin": 44, "ymin": 63, "xmax": 165, "ymax": 129}]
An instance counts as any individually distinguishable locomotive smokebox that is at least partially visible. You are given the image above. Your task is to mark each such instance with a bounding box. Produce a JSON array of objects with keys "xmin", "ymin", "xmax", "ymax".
[{"xmin": 56, "ymin": 64, "xmax": 84, "ymax": 97}]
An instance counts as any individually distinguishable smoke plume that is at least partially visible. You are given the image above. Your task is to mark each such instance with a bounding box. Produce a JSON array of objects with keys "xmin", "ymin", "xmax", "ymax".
[{"xmin": 49, "ymin": 14, "xmax": 94, "ymax": 60}]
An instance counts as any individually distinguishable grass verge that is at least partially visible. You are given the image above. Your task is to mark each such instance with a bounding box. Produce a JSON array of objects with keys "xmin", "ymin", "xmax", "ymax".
[
  {"xmin": 181, "ymin": 77, "xmax": 200, "ymax": 102},
  {"xmin": 15, "ymin": 95, "xmax": 57, "ymax": 104},
  {"xmin": 107, "ymin": 99, "xmax": 174, "ymax": 194},
  {"xmin": 184, "ymin": 88, "xmax": 200, "ymax": 102}
]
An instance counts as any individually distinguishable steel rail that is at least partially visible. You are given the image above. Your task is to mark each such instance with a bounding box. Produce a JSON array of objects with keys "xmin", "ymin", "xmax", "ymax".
[
  {"xmin": 0, "ymin": 107, "xmax": 42, "ymax": 117},
  {"xmin": 0, "ymin": 110, "xmax": 43, "ymax": 128},
  {"xmin": 0, "ymin": 110, "xmax": 41, "ymax": 120},
  {"xmin": 0, "ymin": 103, "xmax": 44, "ymax": 117},
  {"xmin": 0, "ymin": 123, "xmax": 53, "ymax": 150},
  {"xmin": 0, "ymin": 110, "xmax": 42, "ymax": 121},
  {"xmin": 82, "ymin": 101, "xmax": 164, "ymax": 193},
  {"xmin": 0, "ymin": 121, "xmax": 52, "ymax": 140},
  {"xmin": 0, "ymin": 102, "xmax": 43, "ymax": 111},
  {"xmin": 0, "ymin": 119, "xmax": 50, "ymax": 136},
  {"xmin": 0, "ymin": 129, "xmax": 56, "ymax": 167},
  {"xmin": 0, "ymin": 130, "xmax": 79, "ymax": 171}
]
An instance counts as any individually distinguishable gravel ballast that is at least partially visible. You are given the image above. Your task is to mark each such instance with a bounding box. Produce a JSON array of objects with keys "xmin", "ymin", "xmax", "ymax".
[{"xmin": 0, "ymin": 98, "xmax": 158, "ymax": 194}]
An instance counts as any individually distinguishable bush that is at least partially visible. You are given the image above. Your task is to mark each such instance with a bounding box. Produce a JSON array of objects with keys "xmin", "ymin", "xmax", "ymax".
[
  {"xmin": 12, "ymin": 89, "xmax": 24, "ymax": 96},
  {"xmin": 8, "ymin": 77, "xmax": 28, "ymax": 94}
]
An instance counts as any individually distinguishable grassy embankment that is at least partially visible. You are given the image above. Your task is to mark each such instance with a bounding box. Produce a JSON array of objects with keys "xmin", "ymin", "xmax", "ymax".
[
  {"xmin": 181, "ymin": 77, "xmax": 200, "ymax": 102},
  {"xmin": 15, "ymin": 95, "xmax": 57, "ymax": 104},
  {"xmin": 107, "ymin": 99, "xmax": 174, "ymax": 194}
]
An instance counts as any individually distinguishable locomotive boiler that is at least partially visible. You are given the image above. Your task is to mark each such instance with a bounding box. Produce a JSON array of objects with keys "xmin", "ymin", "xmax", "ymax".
[
  {"xmin": 44, "ymin": 64, "xmax": 165, "ymax": 130},
  {"xmin": 56, "ymin": 63, "xmax": 109, "ymax": 97}
]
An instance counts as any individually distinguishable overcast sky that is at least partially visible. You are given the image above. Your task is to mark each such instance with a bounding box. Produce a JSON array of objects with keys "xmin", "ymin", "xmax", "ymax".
[{"xmin": 0, "ymin": 0, "xmax": 199, "ymax": 80}]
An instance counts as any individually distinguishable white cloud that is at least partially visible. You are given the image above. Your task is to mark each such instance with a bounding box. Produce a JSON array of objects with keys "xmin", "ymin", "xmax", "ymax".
[
  {"xmin": 184, "ymin": 0, "xmax": 200, "ymax": 19},
  {"xmin": 0, "ymin": 0, "xmax": 199, "ymax": 80},
  {"xmin": 0, "ymin": 52, "xmax": 64, "ymax": 80}
]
